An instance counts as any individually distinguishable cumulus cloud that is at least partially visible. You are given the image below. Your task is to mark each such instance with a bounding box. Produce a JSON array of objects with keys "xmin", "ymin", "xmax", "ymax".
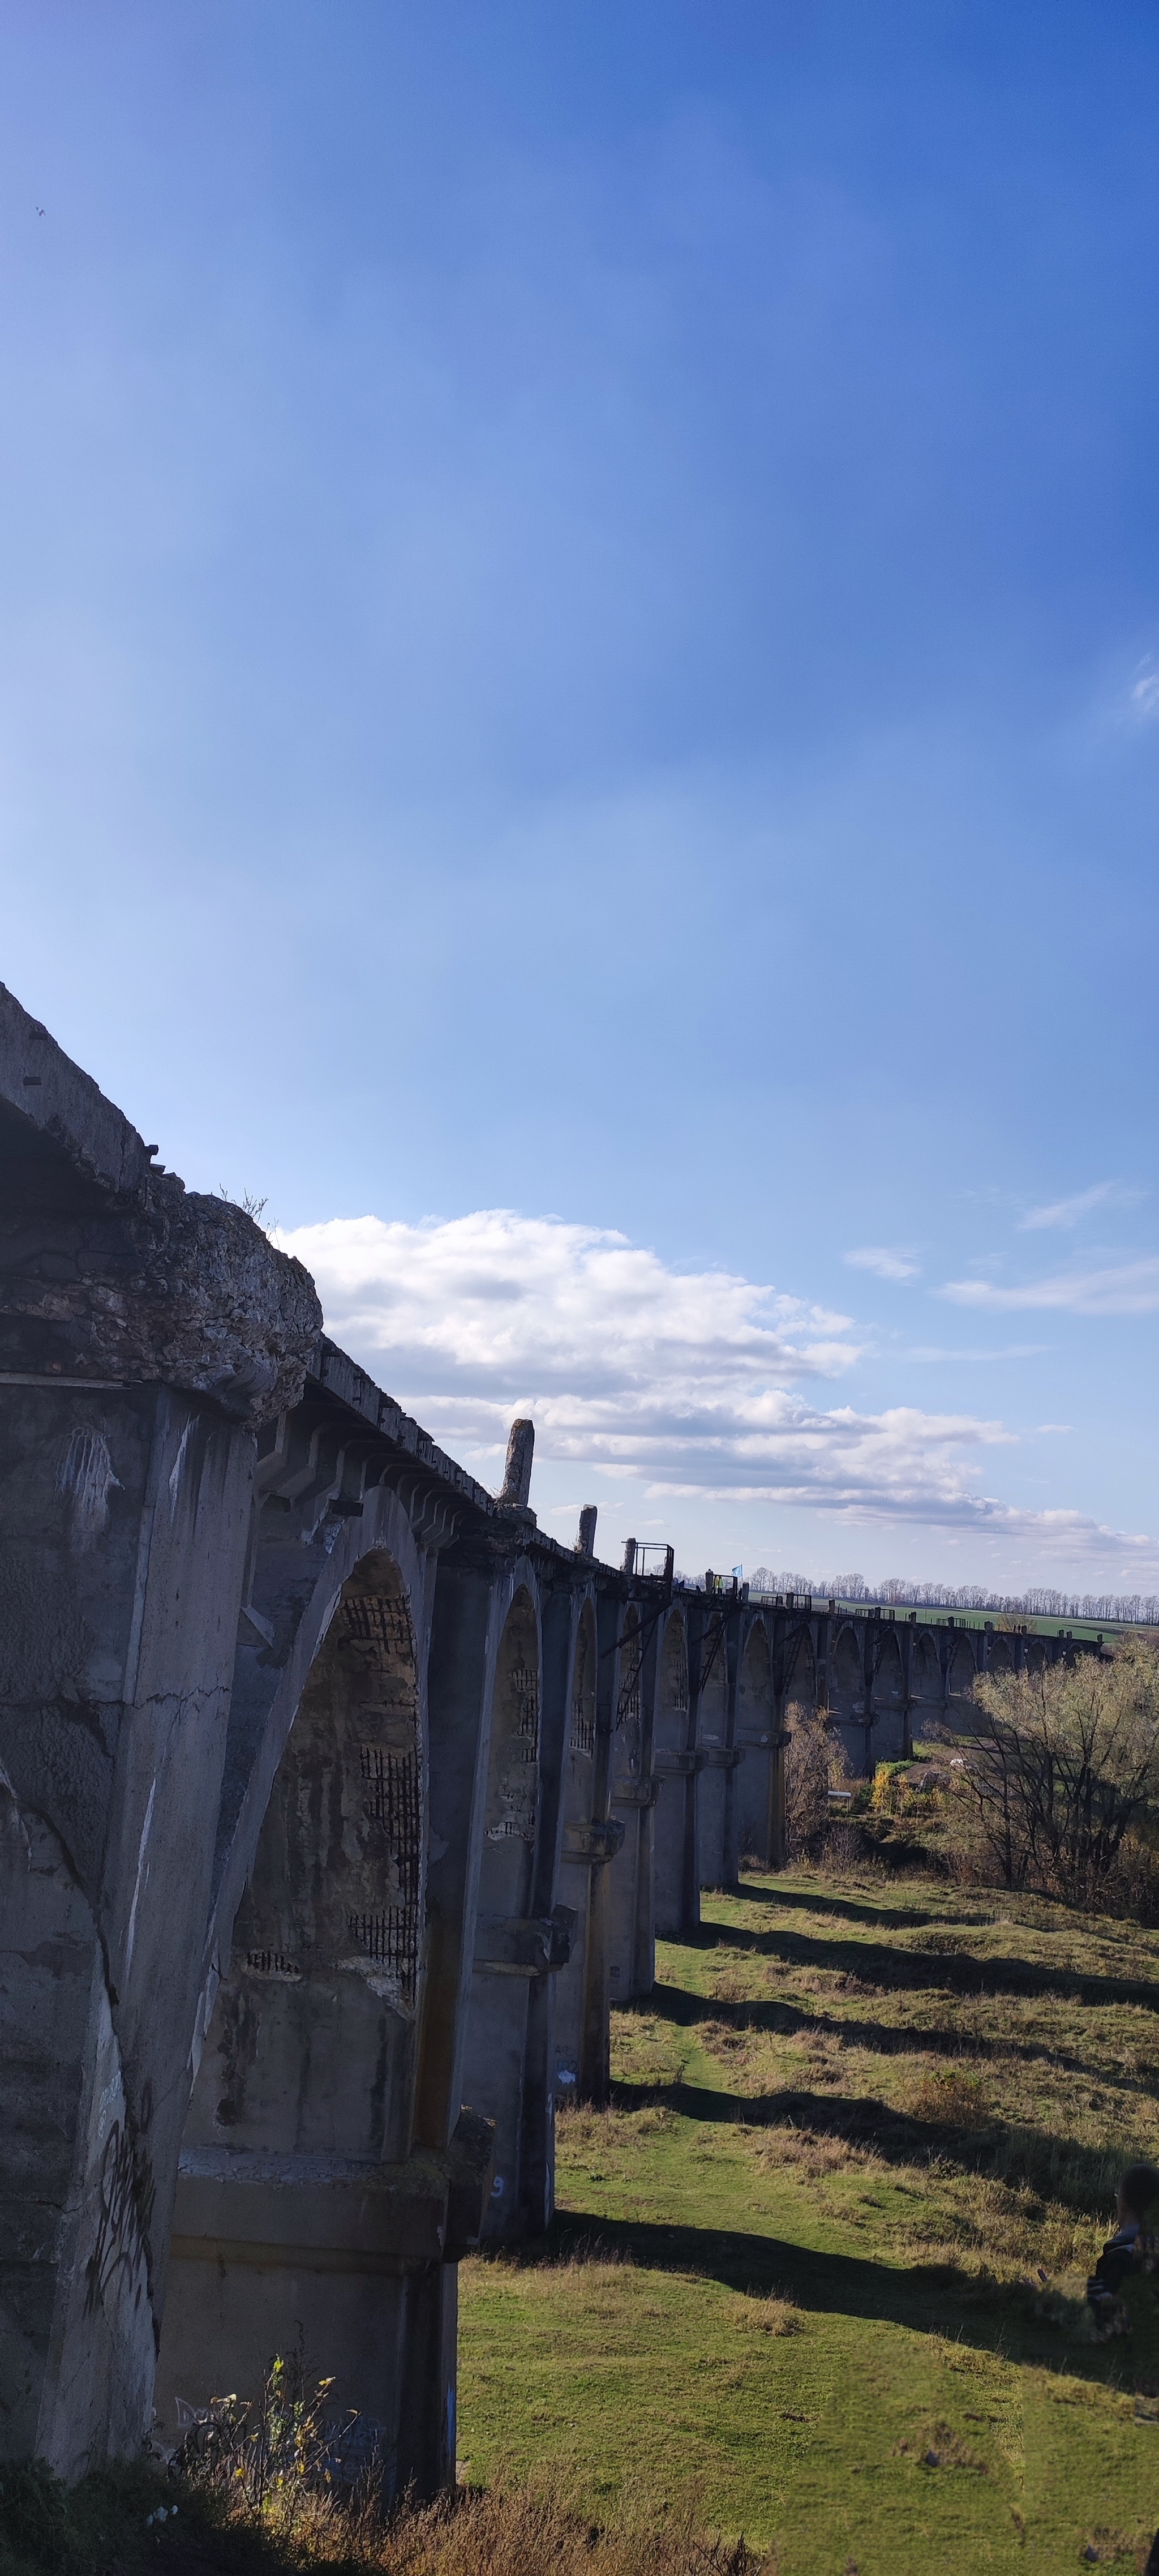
[
  {"xmin": 844, "ymin": 1245, "xmax": 920, "ymax": 1281},
  {"xmin": 270, "ymin": 1208, "xmax": 1159, "ymax": 1567},
  {"xmin": 279, "ymin": 1211, "xmax": 857, "ymax": 1394},
  {"xmin": 1019, "ymin": 1181, "xmax": 1139, "ymax": 1232},
  {"xmin": 278, "ymin": 1216, "xmax": 972, "ymax": 1512},
  {"xmin": 941, "ymin": 1259, "xmax": 1159, "ymax": 1317}
]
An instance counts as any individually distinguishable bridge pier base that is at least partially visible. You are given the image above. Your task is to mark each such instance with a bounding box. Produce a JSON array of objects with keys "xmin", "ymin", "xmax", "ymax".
[{"xmin": 156, "ymin": 2119, "xmax": 490, "ymax": 2494}]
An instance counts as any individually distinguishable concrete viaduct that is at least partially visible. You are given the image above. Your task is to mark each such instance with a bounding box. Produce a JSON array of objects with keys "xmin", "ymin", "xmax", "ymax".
[{"xmin": 0, "ymin": 985, "xmax": 1088, "ymax": 2496}]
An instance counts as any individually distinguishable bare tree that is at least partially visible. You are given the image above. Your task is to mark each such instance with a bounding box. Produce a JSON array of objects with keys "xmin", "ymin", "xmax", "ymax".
[
  {"xmin": 947, "ymin": 1638, "xmax": 1159, "ymax": 1906},
  {"xmin": 784, "ymin": 1705, "xmax": 848, "ymax": 1859}
]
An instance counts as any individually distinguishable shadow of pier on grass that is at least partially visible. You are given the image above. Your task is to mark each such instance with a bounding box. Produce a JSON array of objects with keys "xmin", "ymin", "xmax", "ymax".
[
  {"xmin": 520, "ymin": 2205, "xmax": 1118, "ymax": 2384},
  {"xmin": 675, "ymin": 1918, "xmax": 1159, "ymax": 2014}
]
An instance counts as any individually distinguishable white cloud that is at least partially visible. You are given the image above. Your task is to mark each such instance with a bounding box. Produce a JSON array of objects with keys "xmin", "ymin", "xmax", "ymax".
[
  {"xmin": 941, "ymin": 1259, "xmax": 1159, "ymax": 1317},
  {"xmin": 278, "ymin": 1210, "xmax": 857, "ymax": 1394},
  {"xmin": 1019, "ymin": 1181, "xmax": 1137, "ymax": 1232},
  {"xmin": 1130, "ymin": 659, "xmax": 1159, "ymax": 723},
  {"xmin": 844, "ymin": 1245, "xmax": 920, "ymax": 1281},
  {"xmin": 272, "ymin": 1208, "xmax": 1159, "ymax": 1571}
]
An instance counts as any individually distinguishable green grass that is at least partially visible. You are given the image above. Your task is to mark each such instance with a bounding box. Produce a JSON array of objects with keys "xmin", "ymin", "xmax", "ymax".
[{"xmin": 458, "ymin": 1867, "xmax": 1159, "ymax": 2572}]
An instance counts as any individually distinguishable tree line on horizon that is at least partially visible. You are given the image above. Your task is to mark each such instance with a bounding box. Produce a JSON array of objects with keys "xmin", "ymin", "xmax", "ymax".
[{"xmin": 746, "ymin": 1569, "xmax": 1159, "ymax": 1624}]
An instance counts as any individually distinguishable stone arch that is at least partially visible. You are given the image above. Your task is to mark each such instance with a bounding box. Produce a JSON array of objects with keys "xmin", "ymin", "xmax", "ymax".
[
  {"xmin": 195, "ymin": 1545, "xmax": 424, "ymax": 2162},
  {"xmin": 1025, "ymin": 1637, "xmax": 1047, "ymax": 1675},
  {"xmin": 949, "ymin": 1634, "xmax": 977, "ymax": 1699},
  {"xmin": 871, "ymin": 1626, "xmax": 905, "ymax": 1759},
  {"xmin": 912, "ymin": 1629, "xmax": 941, "ymax": 1706},
  {"xmin": 479, "ymin": 1584, "xmax": 542, "ymax": 1923},
  {"xmin": 828, "ymin": 1622, "xmax": 865, "ymax": 1772},
  {"xmin": 655, "ymin": 1609, "xmax": 689, "ymax": 1749},
  {"xmin": 616, "ymin": 1604, "xmax": 644, "ymax": 1780},
  {"xmin": 696, "ymin": 1605, "xmax": 731, "ymax": 1891},
  {"xmin": 830, "ymin": 1623, "xmax": 863, "ymax": 1711},
  {"xmin": 653, "ymin": 1609, "xmax": 690, "ymax": 1937},
  {"xmin": 783, "ymin": 1622, "xmax": 816, "ymax": 1712},
  {"xmin": 697, "ymin": 1611, "xmax": 728, "ymax": 1746},
  {"xmin": 735, "ymin": 1619, "xmax": 776, "ymax": 1867},
  {"xmin": 557, "ymin": 1592, "xmax": 600, "ymax": 2085},
  {"xmin": 156, "ymin": 1533, "xmax": 428, "ymax": 2458},
  {"xmin": 874, "ymin": 1628, "xmax": 903, "ymax": 1705},
  {"xmin": 987, "ymin": 1633, "xmax": 1014, "ymax": 1675},
  {"xmin": 947, "ymin": 1632, "xmax": 979, "ymax": 1730},
  {"xmin": 739, "ymin": 1621, "xmax": 773, "ymax": 1735}
]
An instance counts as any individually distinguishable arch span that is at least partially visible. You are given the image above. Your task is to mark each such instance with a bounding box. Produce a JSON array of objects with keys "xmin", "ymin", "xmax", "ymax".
[
  {"xmin": 830, "ymin": 1623, "xmax": 862, "ymax": 1711},
  {"xmin": 912, "ymin": 1629, "xmax": 941, "ymax": 1709},
  {"xmin": 653, "ymin": 1608, "xmax": 691, "ymax": 1936},
  {"xmin": 784, "ymin": 1621, "xmax": 817, "ymax": 1711},
  {"xmin": 657, "ymin": 1610, "xmax": 689, "ymax": 1733},
  {"xmin": 950, "ymin": 1634, "xmax": 977, "ymax": 1703},
  {"xmin": 697, "ymin": 1601, "xmax": 732, "ymax": 1892},
  {"xmin": 735, "ymin": 1619, "xmax": 776, "ymax": 1866},
  {"xmin": 554, "ymin": 1597, "xmax": 599, "ymax": 2101},
  {"xmin": 156, "ymin": 1536, "xmax": 433, "ymax": 2484},
  {"xmin": 872, "ymin": 1628, "xmax": 905, "ymax": 1760},
  {"xmin": 480, "ymin": 1584, "xmax": 542, "ymax": 1910}
]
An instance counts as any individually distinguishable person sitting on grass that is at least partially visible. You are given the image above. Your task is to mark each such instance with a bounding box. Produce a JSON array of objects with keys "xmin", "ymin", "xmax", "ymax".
[
  {"xmin": 1087, "ymin": 2163, "xmax": 1159, "ymax": 2321},
  {"xmin": 1087, "ymin": 2168, "xmax": 1159, "ymax": 2576}
]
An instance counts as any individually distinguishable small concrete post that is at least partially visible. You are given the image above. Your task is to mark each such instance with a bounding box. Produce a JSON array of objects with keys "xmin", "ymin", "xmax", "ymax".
[
  {"xmin": 576, "ymin": 1505, "xmax": 598, "ymax": 1557},
  {"xmin": 499, "ymin": 1418, "xmax": 535, "ymax": 1511},
  {"xmin": 622, "ymin": 1537, "xmax": 637, "ymax": 1575}
]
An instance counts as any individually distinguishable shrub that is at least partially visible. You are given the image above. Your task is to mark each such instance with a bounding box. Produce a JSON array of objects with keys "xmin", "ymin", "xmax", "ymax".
[
  {"xmin": 943, "ymin": 1638, "xmax": 1159, "ymax": 1910},
  {"xmin": 906, "ymin": 2065, "xmax": 988, "ymax": 2129},
  {"xmin": 730, "ymin": 2290, "xmax": 805, "ymax": 2337},
  {"xmin": 784, "ymin": 1705, "xmax": 847, "ymax": 1859}
]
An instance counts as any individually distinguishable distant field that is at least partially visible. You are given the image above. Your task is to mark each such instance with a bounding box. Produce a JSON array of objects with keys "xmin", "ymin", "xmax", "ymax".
[
  {"xmin": 458, "ymin": 1871, "xmax": 1159, "ymax": 2573},
  {"xmin": 751, "ymin": 1595, "xmax": 1157, "ymax": 1644}
]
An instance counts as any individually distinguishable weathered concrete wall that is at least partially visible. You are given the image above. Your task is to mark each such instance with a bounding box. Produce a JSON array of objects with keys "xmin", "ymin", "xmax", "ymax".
[
  {"xmin": 735, "ymin": 1625, "xmax": 776, "ymax": 1865},
  {"xmin": 553, "ymin": 1595, "xmax": 599, "ymax": 2099},
  {"xmin": 155, "ymin": 1486, "xmax": 494, "ymax": 2494},
  {"xmin": 652, "ymin": 1607, "xmax": 694, "ymax": 1938},
  {"xmin": 0, "ymin": 987, "xmax": 320, "ymax": 2479},
  {"xmin": 607, "ymin": 1596, "xmax": 659, "ymax": 2010},
  {"xmin": 460, "ymin": 1575, "xmax": 550, "ymax": 2238}
]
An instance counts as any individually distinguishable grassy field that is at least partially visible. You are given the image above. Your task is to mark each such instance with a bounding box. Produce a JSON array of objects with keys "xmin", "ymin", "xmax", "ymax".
[{"xmin": 458, "ymin": 1867, "xmax": 1159, "ymax": 2573}]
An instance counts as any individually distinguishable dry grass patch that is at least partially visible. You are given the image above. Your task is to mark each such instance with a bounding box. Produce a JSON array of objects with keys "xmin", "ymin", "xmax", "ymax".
[
  {"xmin": 728, "ymin": 2291, "xmax": 805, "ymax": 2337},
  {"xmin": 556, "ymin": 2103, "xmax": 675, "ymax": 2159},
  {"xmin": 905, "ymin": 2064, "xmax": 989, "ymax": 2126},
  {"xmin": 245, "ymin": 2478, "xmax": 770, "ymax": 2575},
  {"xmin": 752, "ymin": 2126, "xmax": 858, "ymax": 2179}
]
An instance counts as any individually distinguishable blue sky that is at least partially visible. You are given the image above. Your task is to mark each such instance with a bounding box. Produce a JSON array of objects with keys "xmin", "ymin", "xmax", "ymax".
[{"xmin": 3, "ymin": 2, "xmax": 1159, "ymax": 1585}]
